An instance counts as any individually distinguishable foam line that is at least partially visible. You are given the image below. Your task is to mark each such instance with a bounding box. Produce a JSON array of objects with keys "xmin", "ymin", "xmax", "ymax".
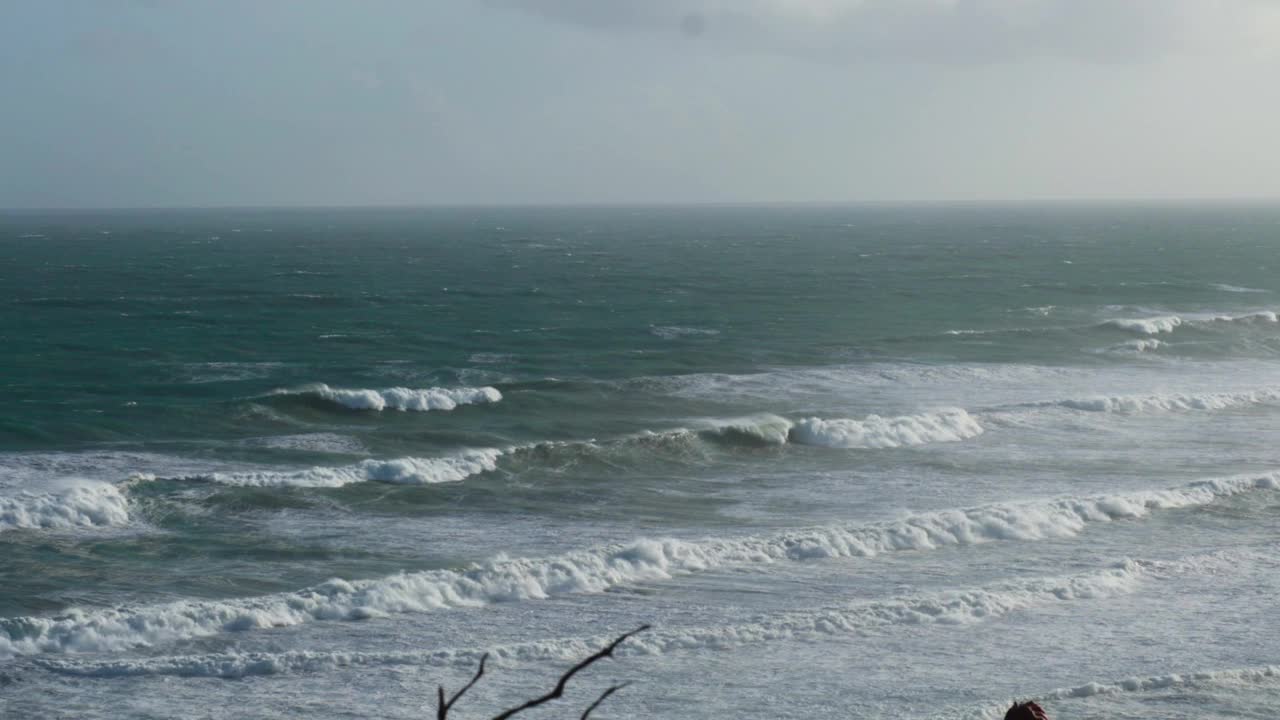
[
  {"xmin": 3, "ymin": 473, "xmax": 1273, "ymax": 657},
  {"xmin": 1050, "ymin": 388, "xmax": 1280, "ymax": 414},
  {"xmin": 190, "ymin": 449, "xmax": 503, "ymax": 488},
  {"xmin": 37, "ymin": 554, "xmax": 1233, "ymax": 678}
]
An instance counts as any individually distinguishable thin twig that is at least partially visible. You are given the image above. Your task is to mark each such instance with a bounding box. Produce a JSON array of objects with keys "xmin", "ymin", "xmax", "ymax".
[
  {"xmin": 437, "ymin": 653, "xmax": 488, "ymax": 719},
  {"xmin": 489, "ymin": 625, "xmax": 651, "ymax": 720},
  {"xmin": 580, "ymin": 682, "xmax": 632, "ymax": 720}
]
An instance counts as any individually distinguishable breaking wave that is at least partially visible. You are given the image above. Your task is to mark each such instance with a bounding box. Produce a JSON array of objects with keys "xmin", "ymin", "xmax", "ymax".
[
  {"xmin": 3, "ymin": 472, "xmax": 1273, "ymax": 657},
  {"xmin": 1101, "ymin": 311, "xmax": 1278, "ymax": 335},
  {"xmin": 0, "ymin": 483, "xmax": 132, "ymax": 533},
  {"xmin": 1212, "ymin": 284, "xmax": 1270, "ymax": 294},
  {"xmin": 791, "ymin": 409, "xmax": 983, "ymax": 449},
  {"xmin": 1048, "ymin": 387, "xmax": 1280, "ymax": 414},
  {"xmin": 502, "ymin": 410, "xmax": 983, "ymax": 472},
  {"xmin": 1101, "ymin": 316, "xmax": 1184, "ymax": 335},
  {"xmin": 178, "ymin": 449, "xmax": 503, "ymax": 488},
  {"xmin": 272, "ymin": 383, "xmax": 502, "ymax": 412},
  {"xmin": 36, "ymin": 560, "xmax": 1166, "ymax": 678},
  {"xmin": 1102, "ymin": 338, "xmax": 1164, "ymax": 354},
  {"xmin": 1038, "ymin": 664, "xmax": 1280, "ymax": 702}
]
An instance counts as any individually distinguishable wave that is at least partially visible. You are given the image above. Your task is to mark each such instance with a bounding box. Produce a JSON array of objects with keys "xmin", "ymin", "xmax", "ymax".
[
  {"xmin": 1102, "ymin": 338, "xmax": 1164, "ymax": 353},
  {"xmin": 694, "ymin": 414, "xmax": 794, "ymax": 446},
  {"xmin": 0, "ymin": 482, "xmax": 131, "ymax": 533},
  {"xmin": 501, "ymin": 410, "xmax": 981, "ymax": 470},
  {"xmin": 272, "ymin": 383, "xmax": 502, "ymax": 412},
  {"xmin": 1100, "ymin": 315, "xmax": 1184, "ymax": 335},
  {"xmin": 1209, "ymin": 310, "xmax": 1279, "ymax": 324},
  {"xmin": 1047, "ymin": 387, "xmax": 1280, "ymax": 414},
  {"xmin": 240, "ymin": 433, "xmax": 368, "ymax": 455},
  {"xmin": 35, "ymin": 560, "xmax": 1163, "ymax": 678},
  {"xmin": 1038, "ymin": 664, "xmax": 1280, "ymax": 702},
  {"xmin": 950, "ymin": 663, "xmax": 1280, "ymax": 720},
  {"xmin": 1213, "ymin": 284, "xmax": 1270, "ymax": 294},
  {"xmin": 180, "ymin": 449, "xmax": 503, "ymax": 488},
  {"xmin": 791, "ymin": 409, "xmax": 982, "ymax": 449},
  {"xmin": 4, "ymin": 472, "xmax": 1274, "ymax": 657},
  {"xmin": 650, "ymin": 325, "xmax": 720, "ymax": 340},
  {"xmin": 1101, "ymin": 311, "xmax": 1278, "ymax": 336},
  {"xmin": 0, "ymin": 451, "xmax": 229, "ymax": 487}
]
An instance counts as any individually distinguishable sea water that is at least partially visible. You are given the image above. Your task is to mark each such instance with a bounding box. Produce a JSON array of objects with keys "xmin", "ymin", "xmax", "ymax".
[{"xmin": 1, "ymin": 204, "xmax": 1278, "ymax": 718}]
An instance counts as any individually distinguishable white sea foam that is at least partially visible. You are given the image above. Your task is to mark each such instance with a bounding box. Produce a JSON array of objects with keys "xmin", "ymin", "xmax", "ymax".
[
  {"xmin": 0, "ymin": 451, "xmax": 228, "ymax": 489},
  {"xmin": 628, "ymin": 410, "xmax": 979, "ymax": 450},
  {"xmin": 277, "ymin": 383, "xmax": 502, "ymax": 412},
  {"xmin": 0, "ymin": 482, "xmax": 131, "ymax": 533},
  {"xmin": 1051, "ymin": 388, "xmax": 1280, "ymax": 414},
  {"xmin": 1104, "ymin": 338, "xmax": 1164, "ymax": 353},
  {"xmin": 4, "ymin": 472, "xmax": 1273, "ymax": 657},
  {"xmin": 1213, "ymin": 283, "xmax": 1270, "ymax": 294},
  {"xmin": 1101, "ymin": 315, "xmax": 1184, "ymax": 335},
  {"xmin": 642, "ymin": 362, "xmax": 1083, "ymax": 407},
  {"xmin": 35, "ymin": 561, "xmax": 1163, "ymax": 678},
  {"xmin": 650, "ymin": 325, "xmax": 721, "ymax": 339},
  {"xmin": 790, "ymin": 409, "xmax": 983, "ymax": 448},
  {"xmin": 1039, "ymin": 664, "xmax": 1280, "ymax": 701},
  {"xmin": 1209, "ymin": 310, "xmax": 1279, "ymax": 324},
  {"xmin": 954, "ymin": 663, "xmax": 1280, "ymax": 720},
  {"xmin": 1101, "ymin": 311, "xmax": 1278, "ymax": 335},
  {"xmin": 241, "ymin": 433, "xmax": 368, "ymax": 455},
  {"xmin": 194, "ymin": 449, "xmax": 503, "ymax": 488}
]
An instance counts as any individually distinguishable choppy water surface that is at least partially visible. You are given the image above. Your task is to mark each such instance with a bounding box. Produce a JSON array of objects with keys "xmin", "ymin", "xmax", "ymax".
[{"xmin": 2, "ymin": 204, "xmax": 1279, "ymax": 718}]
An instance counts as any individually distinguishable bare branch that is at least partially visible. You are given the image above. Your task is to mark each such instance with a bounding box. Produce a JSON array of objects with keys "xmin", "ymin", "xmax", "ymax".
[
  {"xmin": 437, "ymin": 653, "xmax": 488, "ymax": 719},
  {"xmin": 580, "ymin": 682, "xmax": 632, "ymax": 720},
  {"xmin": 489, "ymin": 625, "xmax": 650, "ymax": 720}
]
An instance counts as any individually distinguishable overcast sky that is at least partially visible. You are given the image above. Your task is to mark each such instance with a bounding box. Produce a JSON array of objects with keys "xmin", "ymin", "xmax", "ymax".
[{"xmin": 2, "ymin": 0, "xmax": 1278, "ymax": 208}]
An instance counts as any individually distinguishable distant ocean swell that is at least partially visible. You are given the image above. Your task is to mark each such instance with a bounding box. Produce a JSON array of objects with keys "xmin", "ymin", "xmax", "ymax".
[{"xmin": 3, "ymin": 472, "xmax": 1274, "ymax": 657}]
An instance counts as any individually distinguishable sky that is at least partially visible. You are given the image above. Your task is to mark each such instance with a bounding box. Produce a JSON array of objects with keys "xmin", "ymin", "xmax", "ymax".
[{"xmin": 1, "ymin": 0, "xmax": 1278, "ymax": 208}]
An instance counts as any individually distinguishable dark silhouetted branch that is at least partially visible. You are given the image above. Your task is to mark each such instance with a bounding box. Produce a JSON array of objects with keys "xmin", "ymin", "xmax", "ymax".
[
  {"xmin": 580, "ymin": 681, "xmax": 631, "ymax": 720},
  {"xmin": 489, "ymin": 624, "xmax": 650, "ymax": 720},
  {"xmin": 437, "ymin": 652, "xmax": 488, "ymax": 720}
]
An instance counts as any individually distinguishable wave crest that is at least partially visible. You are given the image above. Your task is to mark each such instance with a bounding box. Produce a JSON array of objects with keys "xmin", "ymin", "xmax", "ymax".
[
  {"xmin": 1053, "ymin": 388, "xmax": 1280, "ymax": 414},
  {"xmin": 3, "ymin": 472, "xmax": 1273, "ymax": 657},
  {"xmin": 0, "ymin": 483, "xmax": 131, "ymax": 533},
  {"xmin": 275, "ymin": 384, "xmax": 502, "ymax": 412},
  {"xmin": 193, "ymin": 449, "xmax": 503, "ymax": 488},
  {"xmin": 790, "ymin": 409, "xmax": 983, "ymax": 448},
  {"xmin": 1101, "ymin": 316, "xmax": 1183, "ymax": 335},
  {"xmin": 36, "ymin": 560, "xmax": 1165, "ymax": 678},
  {"xmin": 1101, "ymin": 311, "xmax": 1278, "ymax": 335}
]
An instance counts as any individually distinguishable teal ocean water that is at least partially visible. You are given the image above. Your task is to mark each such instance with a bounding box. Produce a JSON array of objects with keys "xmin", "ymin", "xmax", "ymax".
[{"xmin": 3, "ymin": 205, "xmax": 1280, "ymax": 718}]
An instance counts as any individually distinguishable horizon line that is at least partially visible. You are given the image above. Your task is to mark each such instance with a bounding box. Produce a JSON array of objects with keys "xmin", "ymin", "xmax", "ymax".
[{"xmin": 4, "ymin": 196, "xmax": 1280, "ymax": 213}]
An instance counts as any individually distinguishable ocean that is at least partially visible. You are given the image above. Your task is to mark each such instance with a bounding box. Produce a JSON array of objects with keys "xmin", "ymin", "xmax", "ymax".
[{"xmin": 1, "ymin": 204, "xmax": 1278, "ymax": 719}]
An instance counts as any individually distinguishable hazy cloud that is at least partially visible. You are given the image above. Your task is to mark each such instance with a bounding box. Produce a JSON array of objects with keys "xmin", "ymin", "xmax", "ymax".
[{"xmin": 489, "ymin": 0, "xmax": 1280, "ymax": 64}]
